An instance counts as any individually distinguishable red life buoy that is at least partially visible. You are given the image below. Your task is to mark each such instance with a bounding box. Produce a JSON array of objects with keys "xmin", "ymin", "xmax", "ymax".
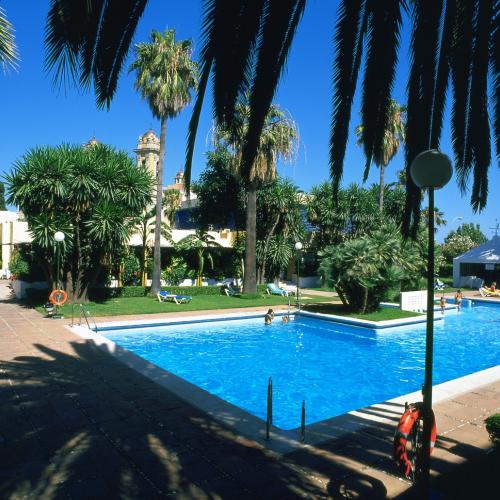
[
  {"xmin": 393, "ymin": 402, "xmax": 437, "ymax": 478},
  {"xmin": 49, "ymin": 289, "xmax": 68, "ymax": 306}
]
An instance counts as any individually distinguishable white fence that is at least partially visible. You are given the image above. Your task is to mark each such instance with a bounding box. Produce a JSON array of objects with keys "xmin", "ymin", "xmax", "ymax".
[{"xmin": 400, "ymin": 290, "xmax": 427, "ymax": 312}]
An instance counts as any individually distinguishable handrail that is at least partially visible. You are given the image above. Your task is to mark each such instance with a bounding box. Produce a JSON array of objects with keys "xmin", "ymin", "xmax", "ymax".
[{"xmin": 70, "ymin": 303, "xmax": 98, "ymax": 332}]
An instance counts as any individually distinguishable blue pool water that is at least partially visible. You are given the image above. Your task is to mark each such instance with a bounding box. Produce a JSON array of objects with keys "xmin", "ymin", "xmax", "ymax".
[{"xmin": 106, "ymin": 302, "xmax": 500, "ymax": 430}]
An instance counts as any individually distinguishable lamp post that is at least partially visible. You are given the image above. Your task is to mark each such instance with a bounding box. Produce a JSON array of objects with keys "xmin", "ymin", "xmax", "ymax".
[
  {"xmin": 294, "ymin": 242, "xmax": 303, "ymax": 307},
  {"xmin": 410, "ymin": 150, "xmax": 452, "ymax": 491},
  {"xmin": 53, "ymin": 231, "xmax": 65, "ymax": 318}
]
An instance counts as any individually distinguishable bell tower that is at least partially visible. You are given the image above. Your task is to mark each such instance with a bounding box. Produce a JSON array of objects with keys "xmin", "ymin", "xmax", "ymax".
[{"xmin": 134, "ymin": 130, "xmax": 160, "ymax": 179}]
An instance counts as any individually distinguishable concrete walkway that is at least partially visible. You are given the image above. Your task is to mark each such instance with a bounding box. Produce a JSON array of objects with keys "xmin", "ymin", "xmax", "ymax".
[{"xmin": 0, "ymin": 289, "xmax": 498, "ymax": 499}]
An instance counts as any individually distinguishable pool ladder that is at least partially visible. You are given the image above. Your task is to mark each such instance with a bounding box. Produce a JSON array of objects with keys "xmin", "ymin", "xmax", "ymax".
[{"xmin": 71, "ymin": 303, "xmax": 98, "ymax": 332}]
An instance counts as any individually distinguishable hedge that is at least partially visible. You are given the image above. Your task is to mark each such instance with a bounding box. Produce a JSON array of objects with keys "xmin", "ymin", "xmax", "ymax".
[{"xmin": 26, "ymin": 283, "xmax": 270, "ymax": 303}]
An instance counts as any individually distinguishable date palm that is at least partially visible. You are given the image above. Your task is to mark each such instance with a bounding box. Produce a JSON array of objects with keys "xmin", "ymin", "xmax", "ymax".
[
  {"xmin": 130, "ymin": 29, "xmax": 197, "ymax": 295},
  {"xmin": 356, "ymin": 99, "xmax": 406, "ymax": 212},
  {"xmin": 0, "ymin": 6, "xmax": 18, "ymax": 73},
  {"xmin": 215, "ymin": 100, "xmax": 298, "ymax": 294}
]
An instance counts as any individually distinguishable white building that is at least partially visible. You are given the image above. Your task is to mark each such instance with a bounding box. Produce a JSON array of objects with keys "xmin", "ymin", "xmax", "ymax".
[{"xmin": 453, "ymin": 235, "xmax": 500, "ymax": 287}]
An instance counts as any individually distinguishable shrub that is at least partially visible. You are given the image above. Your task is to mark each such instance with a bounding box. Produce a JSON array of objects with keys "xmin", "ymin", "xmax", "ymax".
[
  {"xmin": 485, "ymin": 414, "xmax": 500, "ymax": 444},
  {"xmin": 122, "ymin": 254, "xmax": 141, "ymax": 286},
  {"xmin": 9, "ymin": 251, "xmax": 29, "ymax": 279},
  {"xmin": 162, "ymin": 257, "xmax": 188, "ymax": 286},
  {"xmin": 319, "ymin": 226, "xmax": 421, "ymax": 313}
]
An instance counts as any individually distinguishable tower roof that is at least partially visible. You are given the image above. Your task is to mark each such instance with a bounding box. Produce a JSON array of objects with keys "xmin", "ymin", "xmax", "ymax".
[{"xmin": 135, "ymin": 129, "xmax": 160, "ymax": 152}]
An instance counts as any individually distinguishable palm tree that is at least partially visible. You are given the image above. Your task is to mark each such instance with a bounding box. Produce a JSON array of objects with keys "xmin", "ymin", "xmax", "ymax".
[
  {"xmin": 215, "ymin": 100, "xmax": 298, "ymax": 294},
  {"xmin": 130, "ymin": 29, "xmax": 197, "ymax": 295},
  {"xmin": 162, "ymin": 188, "xmax": 182, "ymax": 227},
  {"xmin": 176, "ymin": 230, "xmax": 221, "ymax": 286},
  {"xmin": 0, "ymin": 6, "xmax": 18, "ymax": 73},
  {"xmin": 133, "ymin": 208, "xmax": 171, "ymax": 286},
  {"xmin": 45, "ymin": 1, "xmax": 499, "ymax": 230},
  {"xmin": 355, "ymin": 99, "xmax": 406, "ymax": 212}
]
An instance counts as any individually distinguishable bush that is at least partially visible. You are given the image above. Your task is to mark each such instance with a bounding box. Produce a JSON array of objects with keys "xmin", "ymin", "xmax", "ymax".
[
  {"xmin": 485, "ymin": 414, "xmax": 500, "ymax": 444},
  {"xmin": 122, "ymin": 254, "xmax": 141, "ymax": 286},
  {"xmin": 162, "ymin": 257, "xmax": 188, "ymax": 286},
  {"xmin": 9, "ymin": 252, "xmax": 30, "ymax": 279}
]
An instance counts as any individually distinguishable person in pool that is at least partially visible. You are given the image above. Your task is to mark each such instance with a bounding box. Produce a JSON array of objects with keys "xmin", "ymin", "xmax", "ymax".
[
  {"xmin": 440, "ymin": 295, "xmax": 446, "ymax": 314},
  {"xmin": 282, "ymin": 315, "xmax": 289, "ymax": 323},
  {"xmin": 264, "ymin": 309, "xmax": 275, "ymax": 325},
  {"xmin": 454, "ymin": 289, "xmax": 463, "ymax": 311}
]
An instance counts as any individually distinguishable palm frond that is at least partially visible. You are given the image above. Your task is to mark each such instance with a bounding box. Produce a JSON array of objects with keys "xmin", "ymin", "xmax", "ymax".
[
  {"xmin": 403, "ymin": 0, "xmax": 444, "ymax": 237},
  {"xmin": 449, "ymin": 0, "xmax": 475, "ymax": 191},
  {"xmin": 468, "ymin": 0, "xmax": 493, "ymax": 211},
  {"xmin": 184, "ymin": 0, "xmax": 216, "ymax": 194},
  {"xmin": 240, "ymin": 0, "xmax": 305, "ymax": 182},
  {"xmin": 429, "ymin": 0, "xmax": 456, "ymax": 147},
  {"xmin": 0, "ymin": 6, "xmax": 19, "ymax": 73},
  {"xmin": 360, "ymin": 0, "xmax": 403, "ymax": 178},
  {"xmin": 491, "ymin": 1, "xmax": 500, "ymax": 165},
  {"xmin": 45, "ymin": 0, "xmax": 147, "ymax": 108},
  {"xmin": 212, "ymin": 0, "xmax": 266, "ymax": 128},
  {"xmin": 329, "ymin": 0, "xmax": 368, "ymax": 196}
]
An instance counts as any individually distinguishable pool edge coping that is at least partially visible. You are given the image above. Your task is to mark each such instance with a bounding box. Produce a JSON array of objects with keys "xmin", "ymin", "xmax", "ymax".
[{"xmin": 68, "ymin": 307, "xmax": 500, "ymax": 455}]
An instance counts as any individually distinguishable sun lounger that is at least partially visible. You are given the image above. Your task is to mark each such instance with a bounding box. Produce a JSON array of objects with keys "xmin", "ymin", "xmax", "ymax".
[
  {"xmin": 157, "ymin": 291, "xmax": 192, "ymax": 304},
  {"xmin": 222, "ymin": 284, "xmax": 241, "ymax": 296},
  {"xmin": 479, "ymin": 287, "xmax": 500, "ymax": 297},
  {"xmin": 266, "ymin": 283, "xmax": 290, "ymax": 296}
]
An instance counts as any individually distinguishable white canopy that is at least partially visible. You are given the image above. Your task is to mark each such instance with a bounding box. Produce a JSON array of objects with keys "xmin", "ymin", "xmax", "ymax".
[{"xmin": 453, "ymin": 235, "xmax": 500, "ymax": 286}]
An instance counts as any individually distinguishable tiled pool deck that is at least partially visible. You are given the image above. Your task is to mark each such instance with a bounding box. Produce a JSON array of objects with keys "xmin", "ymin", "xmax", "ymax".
[{"xmin": 1, "ymin": 294, "xmax": 499, "ymax": 498}]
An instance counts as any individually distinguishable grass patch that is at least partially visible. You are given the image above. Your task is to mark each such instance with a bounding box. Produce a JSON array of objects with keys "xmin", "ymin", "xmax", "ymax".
[
  {"xmin": 302, "ymin": 303, "xmax": 422, "ymax": 321},
  {"xmin": 33, "ymin": 293, "xmax": 334, "ymax": 318}
]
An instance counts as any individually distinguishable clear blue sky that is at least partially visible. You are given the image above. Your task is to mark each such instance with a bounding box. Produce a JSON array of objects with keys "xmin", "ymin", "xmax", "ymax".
[{"xmin": 1, "ymin": 0, "xmax": 498, "ymax": 242}]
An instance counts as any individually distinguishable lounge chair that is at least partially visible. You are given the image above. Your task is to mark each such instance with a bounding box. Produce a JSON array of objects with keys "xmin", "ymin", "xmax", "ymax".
[
  {"xmin": 434, "ymin": 279, "xmax": 445, "ymax": 291},
  {"xmin": 157, "ymin": 290, "xmax": 192, "ymax": 304},
  {"xmin": 479, "ymin": 287, "xmax": 500, "ymax": 297},
  {"xmin": 222, "ymin": 283, "xmax": 241, "ymax": 296},
  {"xmin": 266, "ymin": 283, "xmax": 290, "ymax": 296}
]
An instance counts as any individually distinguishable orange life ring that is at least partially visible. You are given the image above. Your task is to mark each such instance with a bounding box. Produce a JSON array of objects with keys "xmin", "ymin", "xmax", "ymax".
[
  {"xmin": 393, "ymin": 402, "xmax": 437, "ymax": 478},
  {"xmin": 49, "ymin": 289, "xmax": 68, "ymax": 306}
]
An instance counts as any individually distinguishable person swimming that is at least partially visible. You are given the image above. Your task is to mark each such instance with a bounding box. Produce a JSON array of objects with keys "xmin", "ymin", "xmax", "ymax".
[
  {"xmin": 282, "ymin": 315, "xmax": 289, "ymax": 323},
  {"xmin": 265, "ymin": 308, "xmax": 275, "ymax": 325}
]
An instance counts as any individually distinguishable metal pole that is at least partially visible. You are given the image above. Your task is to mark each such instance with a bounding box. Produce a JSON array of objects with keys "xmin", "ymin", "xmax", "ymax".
[
  {"xmin": 266, "ymin": 377, "xmax": 272, "ymax": 440},
  {"xmin": 419, "ymin": 187, "xmax": 435, "ymax": 490},
  {"xmin": 300, "ymin": 400, "xmax": 306, "ymax": 442},
  {"xmin": 296, "ymin": 253, "xmax": 300, "ymax": 308},
  {"xmin": 55, "ymin": 241, "xmax": 60, "ymax": 317}
]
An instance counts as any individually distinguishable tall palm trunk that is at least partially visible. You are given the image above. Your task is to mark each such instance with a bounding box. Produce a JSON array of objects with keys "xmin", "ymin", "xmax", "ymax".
[
  {"xmin": 379, "ymin": 164, "xmax": 385, "ymax": 213},
  {"xmin": 151, "ymin": 116, "xmax": 167, "ymax": 294},
  {"xmin": 243, "ymin": 183, "xmax": 257, "ymax": 294}
]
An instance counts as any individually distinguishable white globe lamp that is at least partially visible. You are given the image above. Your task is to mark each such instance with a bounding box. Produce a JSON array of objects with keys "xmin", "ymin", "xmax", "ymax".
[
  {"xmin": 410, "ymin": 149, "xmax": 452, "ymax": 189},
  {"xmin": 54, "ymin": 231, "xmax": 65, "ymax": 242}
]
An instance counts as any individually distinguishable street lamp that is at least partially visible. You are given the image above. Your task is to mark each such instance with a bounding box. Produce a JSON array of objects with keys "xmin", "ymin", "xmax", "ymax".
[
  {"xmin": 410, "ymin": 150, "xmax": 452, "ymax": 490},
  {"xmin": 294, "ymin": 242, "xmax": 303, "ymax": 307},
  {"xmin": 53, "ymin": 231, "xmax": 65, "ymax": 318}
]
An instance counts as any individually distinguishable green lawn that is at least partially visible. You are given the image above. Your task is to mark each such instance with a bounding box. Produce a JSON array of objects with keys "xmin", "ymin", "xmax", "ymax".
[
  {"xmin": 34, "ymin": 292, "xmax": 335, "ymax": 318},
  {"xmin": 302, "ymin": 303, "xmax": 422, "ymax": 321}
]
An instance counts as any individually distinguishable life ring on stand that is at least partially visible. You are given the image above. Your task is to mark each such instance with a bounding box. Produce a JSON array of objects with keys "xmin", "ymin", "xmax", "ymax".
[
  {"xmin": 393, "ymin": 402, "xmax": 437, "ymax": 478},
  {"xmin": 49, "ymin": 289, "xmax": 68, "ymax": 306}
]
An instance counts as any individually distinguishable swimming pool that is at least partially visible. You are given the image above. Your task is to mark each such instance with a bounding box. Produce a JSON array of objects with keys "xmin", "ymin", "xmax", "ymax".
[{"xmin": 104, "ymin": 303, "xmax": 500, "ymax": 430}]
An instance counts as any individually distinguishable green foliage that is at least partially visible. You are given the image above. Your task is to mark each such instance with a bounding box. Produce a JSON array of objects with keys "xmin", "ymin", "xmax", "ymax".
[
  {"xmin": 163, "ymin": 189, "xmax": 181, "ymax": 227},
  {"xmin": 9, "ymin": 251, "xmax": 29, "ymax": 278},
  {"xmin": 122, "ymin": 254, "xmax": 141, "ymax": 286},
  {"xmin": 307, "ymin": 182, "xmax": 406, "ymax": 249},
  {"xmin": 161, "ymin": 256, "xmax": 188, "ymax": 286},
  {"xmin": 192, "ymin": 149, "xmax": 245, "ymax": 230},
  {"xmin": 485, "ymin": 414, "xmax": 500, "ymax": 444},
  {"xmin": 441, "ymin": 234, "xmax": 476, "ymax": 264},
  {"xmin": 6, "ymin": 144, "xmax": 153, "ymax": 300},
  {"xmin": 0, "ymin": 182, "xmax": 6, "ymax": 210},
  {"xmin": 319, "ymin": 226, "xmax": 421, "ymax": 313},
  {"xmin": 453, "ymin": 223, "xmax": 487, "ymax": 245}
]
